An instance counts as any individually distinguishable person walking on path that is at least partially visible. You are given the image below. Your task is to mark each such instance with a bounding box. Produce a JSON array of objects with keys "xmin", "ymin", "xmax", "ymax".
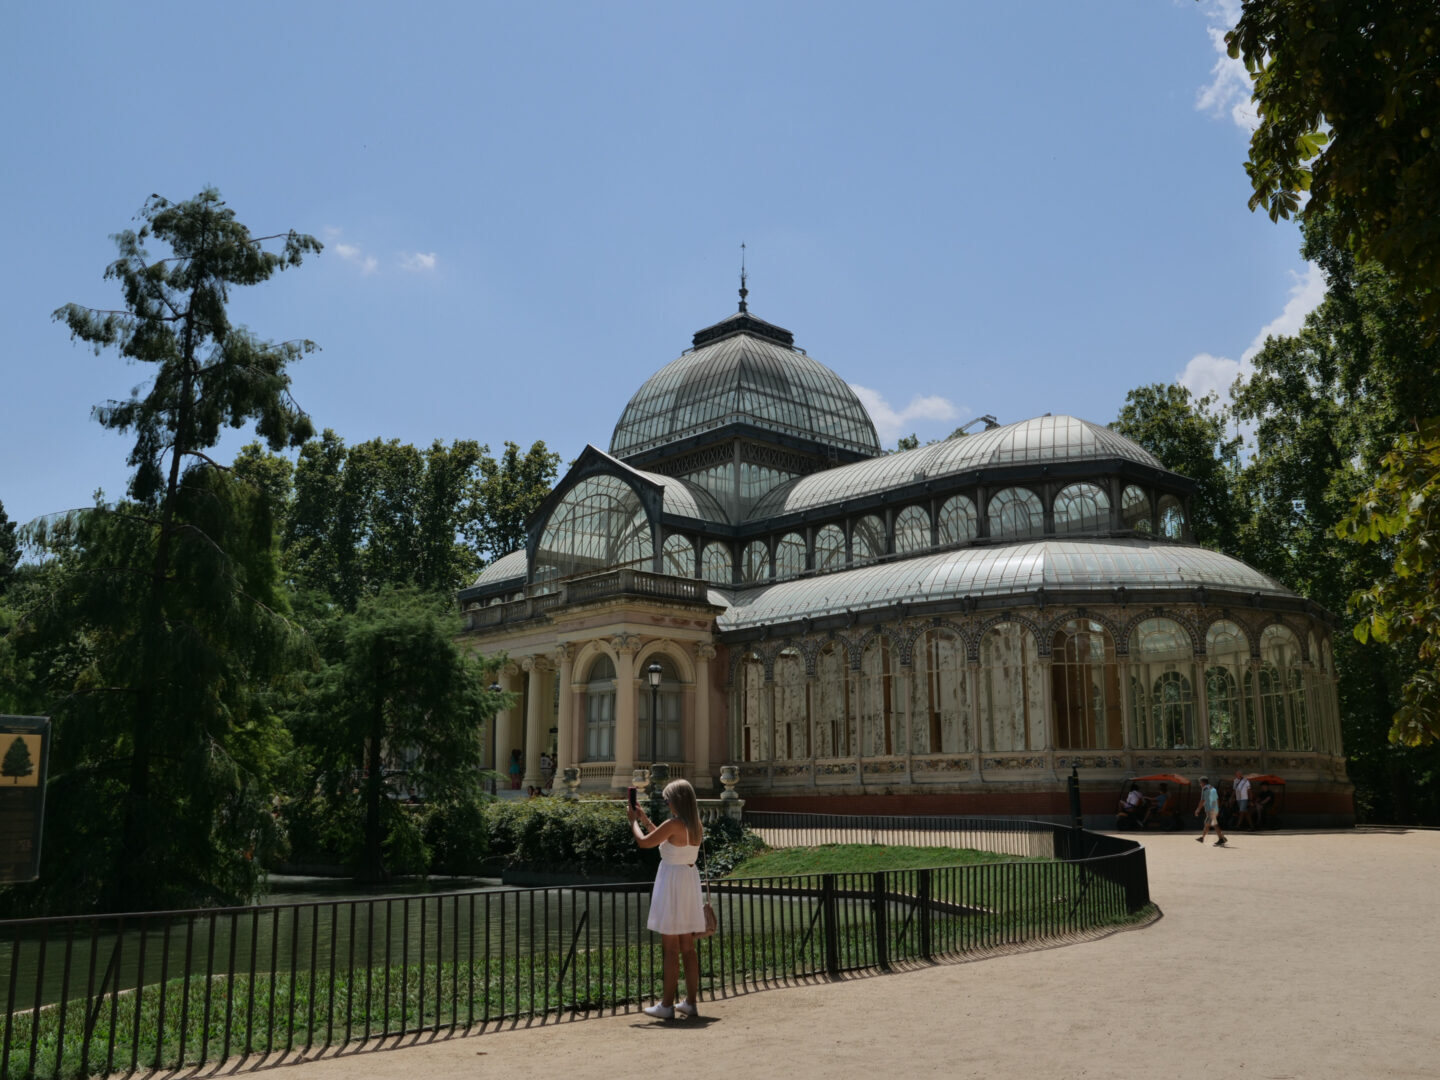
[
  {"xmin": 629, "ymin": 778, "xmax": 707, "ymax": 1020},
  {"xmin": 1233, "ymin": 770, "xmax": 1253, "ymax": 830},
  {"xmin": 1195, "ymin": 776, "xmax": 1227, "ymax": 846}
]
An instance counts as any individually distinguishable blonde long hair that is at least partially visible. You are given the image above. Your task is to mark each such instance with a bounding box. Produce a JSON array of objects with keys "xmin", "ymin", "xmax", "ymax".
[{"xmin": 663, "ymin": 779, "xmax": 702, "ymax": 843}]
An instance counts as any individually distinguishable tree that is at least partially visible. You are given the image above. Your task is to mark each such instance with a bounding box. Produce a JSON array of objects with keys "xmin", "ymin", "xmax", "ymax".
[
  {"xmin": 289, "ymin": 588, "xmax": 500, "ymax": 881},
  {"xmin": 1229, "ymin": 213, "xmax": 1440, "ymax": 823},
  {"xmin": 2, "ymin": 737, "xmax": 33, "ymax": 783},
  {"xmin": 30, "ymin": 189, "xmax": 318, "ymax": 912},
  {"xmin": 1227, "ymin": 0, "xmax": 1440, "ymax": 326},
  {"xmin": 0, "ymin": 499, "xmax": 18, "ymax": 596},
  {"xmin": 1339, "ymin": 418, "xmax": 1440, "ymax": 747},
  {"xmin": 1111, "ymin": 384, "xmax": 1244, "ymax": 552},
  {"xmin": 471, "ymin": 440, "xmax": 560, "ymax": 562}
]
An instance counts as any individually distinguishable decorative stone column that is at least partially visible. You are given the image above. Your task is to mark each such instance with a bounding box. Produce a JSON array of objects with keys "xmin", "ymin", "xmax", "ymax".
[
  {"xmin": 553, "ymin": 643, "xmax": 575, "ymax": 774},
  {"xmin": 610, "ymin": 632, "xmax": 640, "ymax": 789},
  {"xmin": 694, "ymin": 643, "xmax": 716, "ymax": 790},
  {"xmin": 493, "ymin": 661, "xmax": 521, "ymax": 777},
  {"xmin": 522, "ymin": 655, "xmax": 552, "ymax": 792}
]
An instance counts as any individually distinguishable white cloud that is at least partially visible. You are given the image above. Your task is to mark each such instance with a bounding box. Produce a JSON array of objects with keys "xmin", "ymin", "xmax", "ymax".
[
  {"xmin": 1178, "ymin": 263, "xmax": 1327, "ymax": 404},
  {"xmin": 334, "ymin": 242, "xmax": 378, "ymax": 275},
  {"xmin": 849, "ymin": 384, "xmax": 961, "ymax": 443},
  {"xmin": 400, "ymin": 251, "xmax": 438, "ymax": 272},
  {"xmin": 1196, "ymin": 0, "xmax": 1258, "ymax": 132}
]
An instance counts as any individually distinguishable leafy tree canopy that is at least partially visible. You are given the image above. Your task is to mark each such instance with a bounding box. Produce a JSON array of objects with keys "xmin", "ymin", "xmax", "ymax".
[
  {"xmin": 0, "ymin": 499, "xmax": 18, "ymax": 596},
  {"xmin": 1228, "ymin": 0, "xmax": 1440, "ymax": 325}
]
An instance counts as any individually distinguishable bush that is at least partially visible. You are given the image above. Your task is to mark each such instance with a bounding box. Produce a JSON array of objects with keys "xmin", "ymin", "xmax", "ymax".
[
  {"xmin": 423, "ymin": 795, "xmax": 490, "ymax": 874},
  {"xmin": 482, "ymin": 799, "xmax": 769, "ymax": 878}
]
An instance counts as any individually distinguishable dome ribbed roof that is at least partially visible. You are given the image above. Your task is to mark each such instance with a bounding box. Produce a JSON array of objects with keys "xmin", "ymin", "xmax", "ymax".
[
  {"xmin": 748, "ymin": 415, "xmax": 1162, "ymax": 520},
  {"xmin": 609, "ymin": 310, "xmax": 881, "ymax": 460}
]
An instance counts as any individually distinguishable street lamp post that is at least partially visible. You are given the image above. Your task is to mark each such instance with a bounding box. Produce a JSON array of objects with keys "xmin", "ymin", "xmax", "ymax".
[{"xmin": 646, "ymin": 662, "xmax": 664, "ymax": 822}]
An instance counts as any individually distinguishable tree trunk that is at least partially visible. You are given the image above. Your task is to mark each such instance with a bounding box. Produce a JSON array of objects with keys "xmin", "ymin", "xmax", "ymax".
[{"xmin": 359, "ymin": 698, "xmax": 387, "ymax": 882}]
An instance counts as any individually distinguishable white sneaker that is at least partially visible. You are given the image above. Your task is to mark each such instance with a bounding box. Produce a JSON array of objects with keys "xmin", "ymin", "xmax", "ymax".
[
  {"xmin": 675, "ymin": 1000, "xmax": 698, "ymax": 1018},
  {"xmin": 643, "ymin": 1003, "xmax": 674, "ymax": 1019}
]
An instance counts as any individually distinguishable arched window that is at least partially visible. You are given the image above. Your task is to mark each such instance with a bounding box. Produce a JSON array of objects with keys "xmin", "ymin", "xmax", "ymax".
[
  {"xmin": 859, "ymin": 635, "xmax": 896, "ymax": 756},
  {"xmin": 740, "ymin": 540, "xmax": 771, "ymax": 583},
  {"xmin": 911, "ymin": 629, "xmax": 971, "ymax": 753},
  {"xmin": 1128, "ymin": 618, "xmax": 1196, "ymax": 749},
  {"xmin": 1320, "ymin": 638, "xmax": 1339, "ymax": 755},
  {"xmin": 1122, "ymin": 485, "xmax": 1152, "ymax": 535},
  {"xmin": 662, "ymin": 533, "xmax": 695, "ymax": 577},
  {"xmin": 979, "ymin": 623, "xmax": 1044, "ymax": 752},
  {"xmin": 774, "ymin": 649, "xmax": 808, "ymax": 760},
  {"xmin": 1157, "ymin": 494, "xmax": 1185, "ymax": 540},
  {"xmin": 1206, "ymin": 620, "xmax": 1255, "ymax": 748},
  {"xmin": 851, "ymin": 514, "xmax": 886, "ymax": 564},
  {"xmin": 1248, "ymin": 662, "xmax": 1286, "ymax": 750},
  {"xmin": 638, "ymin": 654, "xmax": 684, "ymax": 763},
  {"xmin": 737, "ymin": 652, "xmax": 767, "ymax": 762},
  {"xmin": 537, "ymin": 475, "xmax": 652, "ymax": 581},
  {"xmin": 1259, "ymin": 624, "xmax": 1301, "ymax": 749},
  {"xmin": 894, "ymin": 505, "xmax": 931, "ymax": 554},
  {"xmin": 814, "ymin": 643, "xmax": 852, "ymax": 757},
  {"xmin": 1051, "ymin": 619, "xmax": 1122, "ymax": 749},
  {"xmin": 584, "ymin": 654, "xmax": 616, "ymax": 762},
  {"xmin": 701, "ymin": 542, "xmax": 732, "ymax": 585},
  {"xmin": 988, "ymin": 487, "xmax": 1044, "ymax": 539},
  {"xmin": 937, "ymin": 494, "xmax": 978, "ymax": 546},
  {"xmin": 1053, "ymin": 482, "xmax": 1110, "ymax": 535},
  {"xmin": 813, "ymin": 524, "xmax": 845, "ymax": 572},
  {"xmin": 774, "ymin": 533, "xmax": 807, "ymax": 580}
]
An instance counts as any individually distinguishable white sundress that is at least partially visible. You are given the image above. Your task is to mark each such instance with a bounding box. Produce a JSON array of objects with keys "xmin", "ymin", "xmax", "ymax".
[{"xmin": 647, "ymin": 836, "xmax": 706, "ymax": 935}]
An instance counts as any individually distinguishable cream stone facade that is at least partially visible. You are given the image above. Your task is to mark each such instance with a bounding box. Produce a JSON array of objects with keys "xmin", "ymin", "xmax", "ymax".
[{"xmin": 458, "ymin": 296, "xmax": 1353, "ymax": 823}]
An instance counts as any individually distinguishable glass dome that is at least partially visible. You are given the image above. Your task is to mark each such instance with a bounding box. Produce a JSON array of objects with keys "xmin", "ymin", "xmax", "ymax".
[{"xmin": 609, "ymin": 310, "xmax": 881, "ymax": 460}]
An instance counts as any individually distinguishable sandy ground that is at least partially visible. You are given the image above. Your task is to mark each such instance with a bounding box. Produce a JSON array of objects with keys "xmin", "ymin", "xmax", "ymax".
[{"xmin": 218, "ymin": 829, "xmax": 1440, "ymax": 1080}]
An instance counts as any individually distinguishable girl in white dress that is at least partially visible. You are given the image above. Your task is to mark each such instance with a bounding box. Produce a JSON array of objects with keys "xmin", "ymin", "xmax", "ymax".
[{"xmin": 629, "ymin": 778, "xmax": 706, "ymax": 1019}]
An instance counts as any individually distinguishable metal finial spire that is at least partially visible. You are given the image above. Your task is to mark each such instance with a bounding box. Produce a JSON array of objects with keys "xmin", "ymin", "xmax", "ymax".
[{"xmin": 738, "ymin": 242, "xmax": 748, "ymax": 312}]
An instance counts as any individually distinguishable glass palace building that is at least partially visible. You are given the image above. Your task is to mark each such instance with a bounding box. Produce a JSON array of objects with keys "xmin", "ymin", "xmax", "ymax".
[{"xmin": 459, "ymin": 299, "xmax": 1353, "ymax": 823}]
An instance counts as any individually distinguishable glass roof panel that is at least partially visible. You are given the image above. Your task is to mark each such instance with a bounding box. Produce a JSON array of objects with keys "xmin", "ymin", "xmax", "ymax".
[
  {"xmin": 610, "ymin": 330, "xmax": 881, "ymax": 459},
  {"xmin": 714, "ymin": 539, "xmax": 1293, "ymax": 632}
]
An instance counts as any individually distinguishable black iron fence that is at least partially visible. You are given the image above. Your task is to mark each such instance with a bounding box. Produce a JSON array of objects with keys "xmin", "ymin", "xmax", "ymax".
[{"xmin": 1, "ymin": 817, "xmax": 1149, "ymax": 1079}]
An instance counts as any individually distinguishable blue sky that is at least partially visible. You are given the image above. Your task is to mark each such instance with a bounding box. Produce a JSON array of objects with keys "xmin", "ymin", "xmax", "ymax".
[{"xmin": 1, "ymin": 0, "xmax": 1312, "ymax": 529}]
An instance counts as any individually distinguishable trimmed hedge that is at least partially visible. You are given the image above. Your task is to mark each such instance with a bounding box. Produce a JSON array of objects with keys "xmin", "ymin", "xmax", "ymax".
[{"xmin": 482, "ymin": 799, "xmax": 767, "ymax": 878}]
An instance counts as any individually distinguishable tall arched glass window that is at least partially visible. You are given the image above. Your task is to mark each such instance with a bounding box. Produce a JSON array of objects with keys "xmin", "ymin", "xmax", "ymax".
[
  {"xmin": 980, "ymin": 623, "xmax": 1043, "ymax": 751},
  {"xmin": 813, "ymin": 524, "xmax": 845, "ymax": 572},
  {"xmin": 988, "ymin": 487, "xmax": 1044, "ymax": 539},
  {"xmin": 662, "ymin": 533, "xmax": 695, "ymax": 577},
  {"xmin": 911, "ymin": 629, "xmax": 971, "ymax": 753},
  {"xmin": 584, "ymin": 654, "xmax": 616, "ymax": 762},
  {"xmin": 851, "ymin": 514, "xmax": 886, "ymax": 564},
  {"xmin": 1129, "ymin": 618, "xmax": 1196, "ymax": 749},
  {"xmin": 1054, "ymin": 482, "xmax": 1110, "ymax": 535},
  {"xmin": 1320, "ymin": 638, "xmax": 1339, "ymax": 754},
  {"xmin": 1157, "ymin": 494, "xmax": 1185, "ymax": 540},
  {"xmin": 1206, "ymin": 620, "xmax": 1255, "ymax": 748},
  {"xmin": 859, "ymin": 635, "xmax": 896, "ymax": 756},
  {"xmin": 740, "ymin": 540, "xmax": 771, "ymax": 583},
  {"xmin": 774, "ymin": 532, "xmax": 807, "ymax": 580},
  {"xmin": 814, "ymin": 643, "xmax": 851, "ymax": 757},
  {"xmin": 537, "ymin": 475, "xmax": 652, "ymax": 581},
  {"xmin": 774, "ymin": 649, "xmax": 808, "ymax": 759},
  {"xmin": 1248, "ymin": 662, "xmax": 1286, "ymax": 750},
  {"xmin": 1258, "ymin": 624, "xmax": 1304, "ymax": 749},
  {"xmin": 737, "ymin": 652, "xmax": 767, "ymax": 762},
  {"xmin": 1051, "ymin": 619, "xmax": 1122, "ymax": 749},
  {"xmin": 701, "ymin": 542, "xmax": 732, "ymax": 585},
  {"xmin": 638, "ymin": 654, "xmax": 684, "ymax": 762},
  {"xmin": 1122, "ymin": 485, "xmax": 1152, "ymax": 534},
  {"xmin": 894, "ymin": 505, "xmax": 931, "ymax": 554},
  {"xmin": 937, "ymin": 494, "xmax": 978, "ymax": 546}
]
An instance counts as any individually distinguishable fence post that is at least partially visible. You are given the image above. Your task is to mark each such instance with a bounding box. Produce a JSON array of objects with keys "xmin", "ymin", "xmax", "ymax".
[
  {"xmin": 872, "ymin": 872, "xmax": 889, "ymax": 971},
  {"xmin": 918, "ymin": 869, "xmax": 932, "ymax": 961},
  {"xmin": 821, "ymin": 874, "xmax": 840, "ymax": 977}
]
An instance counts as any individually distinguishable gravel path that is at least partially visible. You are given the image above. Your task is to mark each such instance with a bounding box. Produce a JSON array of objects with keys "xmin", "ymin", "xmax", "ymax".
[{"xmin": 237, "ymin": 828, "xmax": 1440, "ymax": 1080}]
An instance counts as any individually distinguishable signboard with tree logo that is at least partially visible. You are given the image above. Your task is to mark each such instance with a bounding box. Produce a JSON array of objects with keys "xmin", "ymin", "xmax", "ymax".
[{"xmin": 0, "ymin": 716, "xmax": 49, "ymax": 883}]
